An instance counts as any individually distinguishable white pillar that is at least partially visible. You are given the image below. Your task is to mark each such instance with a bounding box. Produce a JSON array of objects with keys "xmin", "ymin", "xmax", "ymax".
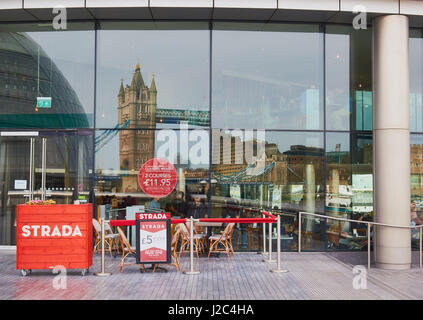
[{"xmin": 373, "ymin": 15, "xmax": 411, "ymax": 270}]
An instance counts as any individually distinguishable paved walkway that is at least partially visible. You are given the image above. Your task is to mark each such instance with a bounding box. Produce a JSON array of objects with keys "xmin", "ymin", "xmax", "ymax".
[{"xmin": 1, "ymin": 249, "xmax": 423, "ymax": 300}]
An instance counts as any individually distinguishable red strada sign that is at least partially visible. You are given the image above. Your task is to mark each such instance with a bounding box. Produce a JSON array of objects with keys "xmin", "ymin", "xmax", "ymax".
[
  {"xmin": 21, "ymin": 224, "xmax": 83, "ymax": 237},
  {"xmin": 136, "ymin": 213, "xmax": 171, "ymax": 220},
  {"xmin": 138, "ymin": 158, "xmax": 177, "ymax": 198},
  {"xmin": 136, "ymin": 212, "xmax": 171, "ymax": 264},
  {"xmin": 16, "ymin": 204, "xmax": 93, "ymax": 272}
]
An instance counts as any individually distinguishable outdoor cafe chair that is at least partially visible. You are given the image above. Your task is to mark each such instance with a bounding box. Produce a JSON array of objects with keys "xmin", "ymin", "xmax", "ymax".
[
  {"xmin": 188, "ymin": 222, "xmax": 207, "ymax": 254},
  {"xmin": 178, "ymin": 223, "xmax": 203, "ymax": 258},
  {"xmin": 208, "ymin": 223, "xmax": 235, "ymax": 259},
  {"xmin": 104, "ymin": 220, "xmax": 121, "ymax": 255},
  {"xmin": 153, "ymin": 225, "xmax": 181, "ymax": 272},
  {"xmin": 116, "ymin": 226, "xmax": 145, "ymax": 273},
  {"xmin": 92, "ymin": 218, "xmax": 117, "ymax": 257}
]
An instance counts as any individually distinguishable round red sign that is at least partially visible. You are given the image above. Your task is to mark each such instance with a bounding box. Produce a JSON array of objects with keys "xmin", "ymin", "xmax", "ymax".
[{"xmin": 138, "ymin": 158, "xmax": 178, "ymax": 198}]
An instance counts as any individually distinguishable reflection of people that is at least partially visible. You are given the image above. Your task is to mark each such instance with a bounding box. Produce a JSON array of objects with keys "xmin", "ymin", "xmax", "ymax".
[
  {"xmin": 187, "ymin": 195, "xmax": 208, "ymax": 219},
  {"xmin": 71, "ymin": 188, "xmax": 78, "ymax": 203},
  {"xmin": 411, "ymin": 202, "xmax": 423, "ymax": 248},
  {"xmin": 411, "ymin": 202, "xmax": 423, "ymax": 225},
  {"xmin": 111, "ymin": 196, "xmax": 119, "ymax": 208},
  {"xmin": 148, "ymin": 197, "xmax": 161, "ymax": 211},
  {"xmin": 171, "ymin": 191, "xmax": 187, "ymax": 217}
]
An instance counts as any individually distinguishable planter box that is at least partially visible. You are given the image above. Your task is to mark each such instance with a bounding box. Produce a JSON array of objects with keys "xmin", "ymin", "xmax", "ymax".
[{"xmin": 16, "ymin": 204, "xmax": 93, "ymax": 275}]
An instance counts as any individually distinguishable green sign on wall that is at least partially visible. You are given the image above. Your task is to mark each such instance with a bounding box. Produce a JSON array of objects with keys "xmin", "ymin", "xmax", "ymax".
[{"xmin": 36, "ymin": 97, "xmax": 52, "ymax": 108}]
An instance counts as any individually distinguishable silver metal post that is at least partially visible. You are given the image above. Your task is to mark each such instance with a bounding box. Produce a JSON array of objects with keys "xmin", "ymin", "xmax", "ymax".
[
  {"xmin": 94, "ymin": 218, "xmax": 111, "ymax": 276},
  {"xmin": 183, "ymin": 217, "xmax": 200, "ymax": 275},
  {"xmin": 260, "ymin": 213, "xmax": 267, "ymax": 255},
  {"xmin": 373, "ymin": 223, "xmax": 377, "ymax": 265},
  {"xmin": 298, "ymin": 212, "xmax": 302, "ymax": 253},
  {"xmin": 271, "ymin": 214, "xmax": 288, "ymax": 273},
  {"xmin": 420, "ymin": 226, "xmax": 422, "ymax": 268},
  {"xmin": 367, "ymin": 223, "xmax": 371, "ymax": 269},
  {"xmin": 29, "ymin": 137, "xmax": 34, "ymax": 201},
  {"xmin": 41, "ymin": 137, "xmax": 46, "ymax": 201},
  {"xmin": 264, "ymin": 218, "xmax": 275, "ymax": 263}
]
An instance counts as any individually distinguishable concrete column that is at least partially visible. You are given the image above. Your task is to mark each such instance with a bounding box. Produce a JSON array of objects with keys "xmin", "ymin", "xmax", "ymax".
[{"xmin": 373, "ymin": 15, "xmax": 411, "ymax": 270}]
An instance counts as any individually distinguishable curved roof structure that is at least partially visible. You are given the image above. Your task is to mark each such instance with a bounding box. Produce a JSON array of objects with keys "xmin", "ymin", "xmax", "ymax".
[{"xmin": 0, "ymin": 32, "xmax": 89, "ymax": 128}]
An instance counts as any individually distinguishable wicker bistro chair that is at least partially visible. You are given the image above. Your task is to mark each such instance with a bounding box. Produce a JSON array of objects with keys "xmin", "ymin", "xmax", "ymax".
[
  {"xmin": 208, "ymin": 223, "xmax": 235, "ymax": 259},
  {"xmin": 116, "ymin": 226, "xmax": 145, "ymax": 272},
  {"xmin": 178, "ymin": 223, "xmax": 205, "ymax": 258},
  {"xmin": 92, "ymin": 218, "xmax": 119, "ymax": 257},
  {"xmin": 104, "ymin": 220, "xmax": 121, "ymax": 255},
  {"xmin": 153, "ymin": 225, "xmax": 181, "ymax": 272},
  {"xmin": 190, "ymin": 222, "xmax": 207, "ymax": 254}
]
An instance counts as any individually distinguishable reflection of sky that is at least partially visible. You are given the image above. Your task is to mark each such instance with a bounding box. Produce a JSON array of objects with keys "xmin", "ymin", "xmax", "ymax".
[
  {"xmin": 29, "ymin": 31, "xmax": 95, "ymax": 117},
  {"xmin": 326, "ymin": 133, "xmax": 350, "ymax": 152},
  {"xmin": 213, "ymin": 29, "xmax": 323, "ymax": 129},
  {"xmin": 325, "ymin": 33, "xmax": 350, "ymax": 131},
  {"xmin": 96, "ymin": 30, "xmax": 209, "ymax": 128},
  {"xmin": 410, "ymin": 38, "xmax": 423, "ymax": 94}
]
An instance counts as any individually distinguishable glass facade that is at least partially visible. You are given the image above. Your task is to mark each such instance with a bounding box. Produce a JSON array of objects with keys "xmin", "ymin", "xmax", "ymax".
[{"xmin": 0, "ymin": 21, "xmax": 420, "ymax": 251}]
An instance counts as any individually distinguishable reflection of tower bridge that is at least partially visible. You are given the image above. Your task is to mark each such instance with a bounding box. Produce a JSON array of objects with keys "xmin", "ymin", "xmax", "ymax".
[
  {"xmin": 155, "ymin": 108, "xmax": 210, "ymax": 126},
  {"xmin": 95, "ymin": 108, "xmax": 210, "ymax": 153}
]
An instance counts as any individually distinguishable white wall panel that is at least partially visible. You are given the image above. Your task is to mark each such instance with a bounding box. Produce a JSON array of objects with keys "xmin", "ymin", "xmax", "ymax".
[
  {"xmin": 24, "ymin": 0, "xmax": 85, "ymax": 8},
  {"xmin": 86, "ymin": 0, "xmax": 148, "ymax": 8},
  {"xmin": 278, "ymin": 0, "xmax": 339, "ymax": 11},
  {"xmin": 341, "ymin": 0, "xmax": 399, "ymax": 14},
  {"xmin": 150, "ymin": 0, "xmax": 212, "ymax": 8},
  {"xmin": 401, "ymin": 0, "xmax": 423, "ymax": 15},
  {"xmin": 214, "ymin": 0, "xmax": 276, "ymax": 9}
]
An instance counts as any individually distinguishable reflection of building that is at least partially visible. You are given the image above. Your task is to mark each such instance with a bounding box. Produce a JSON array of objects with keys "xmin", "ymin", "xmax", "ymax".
[
  {"xmin": 118, "ymin": 61, "xmax": 157, "ymax": 192},
  {"xmin": 116, "ymin": 61, "xmax": 211, "ymax": 194},
  {"xmin": 0, "ymin": 33, "xmax": 89, "ymax": 128},
  {"xmin": 411, "ymin": 144, "xmax": 423, "ymax": 197},
  {"xmin": 283, "ymin": 145, "xmax": 324, "ymax": 185}
]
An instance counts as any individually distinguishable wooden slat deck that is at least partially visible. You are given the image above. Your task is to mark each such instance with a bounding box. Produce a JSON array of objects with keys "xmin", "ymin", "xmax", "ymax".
[{"xmin": 0, "ymin": 249, "xmax": 423, "ymax": 300}]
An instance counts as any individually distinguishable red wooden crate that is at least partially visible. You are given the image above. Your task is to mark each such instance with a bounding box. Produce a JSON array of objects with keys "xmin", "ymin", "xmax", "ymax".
[{"xmin": 16, "ymin": 204, "xmax": 93, "ymax": 273}]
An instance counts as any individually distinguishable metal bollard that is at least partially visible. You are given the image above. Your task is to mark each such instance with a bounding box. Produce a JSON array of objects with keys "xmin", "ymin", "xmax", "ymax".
[
  {"xmin": 367, "ymin": 223, "xmax": 371, "ymax": 270},
  {"xmin": 263, "ymin": 217, "xmax": 276, "ymax": 263},
  {"xmin": 94, "ymin": 218, "xmax": 111, "ymax": 277},
  {"xmin": 183, "ymin": 217, "xmax": 200, "ymax": 275},
  {"xmin": 298, "ymin": 212, "xmax": 302, "ymax": 253},
  {"xmin": 420, "ymin": 226, "xmax": 422, "ymax": 269},
  {"xmin": 260, "ymin": 213, "xmax": 267, "ymax": 255},
  {"xmin": 271, "ymin": 214, "xmax": 288, "ymax": 273}
]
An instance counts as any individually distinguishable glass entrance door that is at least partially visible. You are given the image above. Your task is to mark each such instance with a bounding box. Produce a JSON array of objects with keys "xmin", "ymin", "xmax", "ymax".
[{"xmin": 0, "ymin": 130, "xmax": 93, "ymax": 245}]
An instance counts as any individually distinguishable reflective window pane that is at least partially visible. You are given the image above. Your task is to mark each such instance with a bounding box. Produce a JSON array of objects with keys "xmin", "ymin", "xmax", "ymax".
[
  {"xmin": 410, "ymin": 30, "xmax": 423, "ymax": 133},
  {"xmin": 95, "ymin": 128, "xmax": 210, "ymax": 217},
  {"xmin": 0, "ymin": 23, "xmax": 95, "ymax": 128},
  {"xmin": 96, "ymin": 22, "xmax": 210, "ymax": 130},
  {"xmin": 326, "ymin": 26, "xmax": 372, "ymax": 131},
  {"xmin": 212, "ymin": 23, "xmax": 324, "ymax": 130},
  {"xmin": 211, "ymin": 130, "xmax": 324, "ymax": 250},
  {"xmin": 324, "ymin": 132, "xmax": 373, "ymax": 251},
  {"xmin": 411, "ymin": 134, "xmax": 423, "ymax": 249},
  {"xmin": 0, "ymin": 130, "xmax": 93, "ymax": 245}
]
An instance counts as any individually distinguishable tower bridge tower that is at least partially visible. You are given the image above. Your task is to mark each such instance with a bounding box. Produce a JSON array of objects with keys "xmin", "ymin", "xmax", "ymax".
[{"xmin": 118, "ymin": 60, "xmax": 157, "ymax": 192}]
